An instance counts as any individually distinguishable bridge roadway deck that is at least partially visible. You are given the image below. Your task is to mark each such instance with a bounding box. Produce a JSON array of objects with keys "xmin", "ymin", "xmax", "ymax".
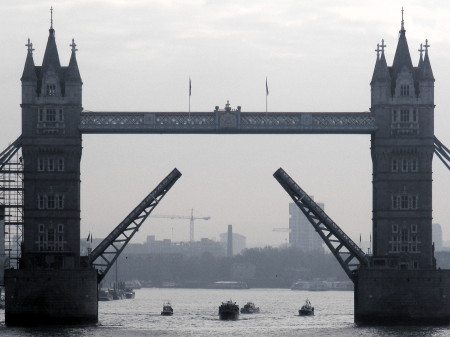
[{"xmin": 79, "ymin": 111, "xmax": 376, "ymax": 134}]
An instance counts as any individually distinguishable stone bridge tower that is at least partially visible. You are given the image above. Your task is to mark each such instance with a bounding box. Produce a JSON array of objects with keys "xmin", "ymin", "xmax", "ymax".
[
  {"xmin": 370, "ymin": 16, "xmax": 435, "ymax": 270},
  {"xmin": 353, "ymin": 15, "xmax": 450, "ymax": 324},
  {"xmin": 20, "ymin": 20, "xmax": 83, "ymax": 269},
  {"xmin": 5, "ymin": 18, "xmax": 98, "ymax": 325}
]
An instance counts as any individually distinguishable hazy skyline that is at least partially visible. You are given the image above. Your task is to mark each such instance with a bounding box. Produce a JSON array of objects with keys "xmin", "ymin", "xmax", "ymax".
[{"xmin": 1, "ymin": 1, "xmax": 450, "ymax": 247}]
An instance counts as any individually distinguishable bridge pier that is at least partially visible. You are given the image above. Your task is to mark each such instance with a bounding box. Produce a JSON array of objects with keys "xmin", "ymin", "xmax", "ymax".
[
  {"xmin": 355, "ymin": 269, "xmax": 450, "ymax": 324},
  {"xmin": 4, "ymin": 268, "xmax": 98, "ymax": 326}
]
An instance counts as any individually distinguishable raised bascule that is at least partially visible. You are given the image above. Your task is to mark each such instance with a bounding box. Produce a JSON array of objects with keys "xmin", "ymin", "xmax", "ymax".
[{"xmin": 1, "ymin": 10, "xmax": 450, "ymax": 325}]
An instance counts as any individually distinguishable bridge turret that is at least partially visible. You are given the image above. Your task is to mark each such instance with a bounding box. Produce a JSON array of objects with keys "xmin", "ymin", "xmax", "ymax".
[
  {"xmin": 21, "ymin": 39, "xmax": 38, "ymax": 104},
  {"xmin": 370, "ymin": 40, "xmax": 390, "ymax": 105},
  {"xmin": 418, "ymin": 41, "xmax": 434, "ymax": 104},
  {"xmin": 65, "ymin": 39, "xmax": 83, "ymax": 104}
]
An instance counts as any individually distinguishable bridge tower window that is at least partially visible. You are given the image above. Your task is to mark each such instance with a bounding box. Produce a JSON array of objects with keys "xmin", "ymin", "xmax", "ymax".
[
  {"xmin": 46, "ymin": 84, "xmax": 56, "ymax": 96},
  {"xmin": 392, "ymin": 159, "xmax": 399, "ymax": 172},
  {"xmin": 38, "ymin": 195, "xmax": 45, "ymax": 209},
  {"xmin": 391, "ymin": 194, "xmax": 419, "ymax": 210},
  {"xmin": 38, "ymin": 158, "xmax": 45, "ymax": 171},
  {"xmin": 392, "ymin": 110, "xmax": 398, "ymax": 122},
  {"xmin": 400, "ymin": 109, "xmax": 410, "ymax": 122},
  {"xmin": 392, "ymin": 157, "xmax": 419, "ymax": 173},
  {"xmin": 48, "ymin": 158, "xmax": 55, "ymax": 171},
  {"xmin": 400, "ymin": 85, "xmax": 410, "ymax": 96},
  {"xmin": 57, "ymin": 158, "xmax": 65, "ymax": 171},
  {"xmin": 37, "ymin": 194, "xmax": 65, "ymax": 209},
  {"xmin": 35, "ymin": 224, "xmax": 65, "ymax": 252}
]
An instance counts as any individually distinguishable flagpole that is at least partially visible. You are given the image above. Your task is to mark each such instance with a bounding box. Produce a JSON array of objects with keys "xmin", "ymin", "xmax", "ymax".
[
  {"xmin": 189, "ymin": 77, "xmax": 191, "ymax": 118},
  {"xmin": 265, "ymin": 76, "xmax": 268, "ymax": 113}
]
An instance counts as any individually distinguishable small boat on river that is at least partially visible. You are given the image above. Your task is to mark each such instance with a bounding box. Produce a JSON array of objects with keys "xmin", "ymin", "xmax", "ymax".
[
  {"xmin": 219, "ymin": 300, "xmax": 239, "ymax": 320},
  {"xmin": 240, "ymin": 302, "xmax": 260, "ymax": 314},
  {"xmin": 124, "ymin": 288, "xmax": 135, "ymax": 299},
  {"xmin": 299, "ymin": 299, "xmax": 314, "ymax": 316},
  {"xmin": 161, "ymin": 302, "xmax": 174, "ymax": 316},
  {"xmin": 98, "ymin": 288, "xmax": 113, "ymax": 301}
]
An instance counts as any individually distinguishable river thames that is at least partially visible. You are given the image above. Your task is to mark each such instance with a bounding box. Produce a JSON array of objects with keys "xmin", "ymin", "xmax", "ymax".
[{"xmin": 1, "ymin": 288, "xmax": 450, "ymax": 336}]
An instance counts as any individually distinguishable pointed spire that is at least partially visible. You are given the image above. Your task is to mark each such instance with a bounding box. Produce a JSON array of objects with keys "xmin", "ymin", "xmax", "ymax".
[
  {"xmin": 42, "ymin": 6, "xmax": 61, "ymax": 73},
  {"xmin": 371, "ymin": 39, "xmax": 390, "ymax": 84},
  {"xmin": 421, "ymin": 39, "xmax": 434, "ymax": 81},
  {"xmin": 21, "ymin": 38, "xmax": 37, "ymax": 82},
  {"xmin": 392, "ymin": 8, "xmax": 413, "ymax": 80},
  {"xmin": 66, "ymin": 38, "xmax": 82, "ymax": 82}
]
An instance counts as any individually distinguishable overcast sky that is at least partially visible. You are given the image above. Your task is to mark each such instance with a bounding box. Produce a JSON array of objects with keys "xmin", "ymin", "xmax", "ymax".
[{"xmin": 2, "ymin": 1, "xmax": 450, "ymax": 248}]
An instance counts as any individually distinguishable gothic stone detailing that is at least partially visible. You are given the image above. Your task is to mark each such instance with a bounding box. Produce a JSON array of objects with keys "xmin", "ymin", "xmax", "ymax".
[{"xmin": 79, "ymin": 111, "xmax": 376, "ymax": 134}]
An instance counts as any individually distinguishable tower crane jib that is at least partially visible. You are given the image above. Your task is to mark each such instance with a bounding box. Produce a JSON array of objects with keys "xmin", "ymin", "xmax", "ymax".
[{"xmin": 150, "ymin": 208, "xmax": 211, "ymax": 242}]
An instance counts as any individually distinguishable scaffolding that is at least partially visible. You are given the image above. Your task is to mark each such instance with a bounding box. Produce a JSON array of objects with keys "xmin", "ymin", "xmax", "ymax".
[{"xmin": 0, "ymin": 137, "xmax": 23, "ymax": 269}]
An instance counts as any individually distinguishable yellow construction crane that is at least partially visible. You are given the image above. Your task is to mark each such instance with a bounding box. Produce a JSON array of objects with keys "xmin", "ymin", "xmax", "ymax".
[{"xmin": 150, "ymin": 208, "xmax": 211, "ymax": 242}]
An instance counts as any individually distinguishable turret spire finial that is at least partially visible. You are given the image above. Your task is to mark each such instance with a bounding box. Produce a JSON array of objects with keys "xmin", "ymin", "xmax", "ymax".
[
  {"xmin": 424, "ymin": 39, "xmax": 430, "ymax": 54},
  {"xmin": 375, "ymin": 43, "xmax": 380, "ymax": 60},
  {"xmin": 50, "ymin": 6, "xmax": 53, "ymax": 29},
  {"xmin": 401, "ymin": 7, "xmax": 405, "ymax": 31},
  {"xmin": 375, "ymin": 39, "xmax": 386, "ymax": 60},
  {"xmin": 25, "ymin": 38, "xmax": 34, "ymax": 55},
  {"xmin": 418, "ymin": 43, "xmax": 424, "ymax": 58},
  {"xmin": 70, "ymin": 39, "xmax": 78, "ymax": 53}
]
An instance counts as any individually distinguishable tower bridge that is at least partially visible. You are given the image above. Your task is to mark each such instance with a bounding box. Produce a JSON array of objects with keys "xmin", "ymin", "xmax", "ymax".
[{"xmin": 1, "ymin": 11, "xmax": 450, "ymax": 325}]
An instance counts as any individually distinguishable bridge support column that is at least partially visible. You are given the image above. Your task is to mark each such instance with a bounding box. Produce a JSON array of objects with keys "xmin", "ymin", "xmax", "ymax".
[
  {"xmin": 4, "ymin": 269, "xmax": 98, "ymax": 326},
  {"xmin": 354, "ymin": 269, "xmax": 450, "ymax": 324}
]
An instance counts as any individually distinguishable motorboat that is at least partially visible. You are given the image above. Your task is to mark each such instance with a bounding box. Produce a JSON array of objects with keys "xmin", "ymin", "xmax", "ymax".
[
  {"xmin": 240, "ymin": 302, "xmax": 260, "ymax": 314},
  {"xmin": 299, "ymin": 299, "xmax": 314, "ymax": 316},
  {"xmin": 124, "ymin": 288, "xmax": 135, "ymax": 299},
  {"xmin": 161, "ymin": 302, "xmax": 174, "ymax": 316},
  {"xmin": 98, "ymin": 288, "xmax": 113, "ymax": 301},
  {"xmin": 218, "ymin": 300, "xmax": 239, "ymax": 320}
]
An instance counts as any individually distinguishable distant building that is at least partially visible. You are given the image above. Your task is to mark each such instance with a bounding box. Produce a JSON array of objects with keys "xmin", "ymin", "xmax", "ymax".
[
  {"xmin": 219, "ymin": 231, "xmax": 246, "ymax": 255},
  {"xmin": 81, "ymin": 235, "xmax": 226, "ymax": 257},
  {"xmin": 433, "ymin": 223, "xmax": 443, "ymax": 251},
  {"xmin": 289, "ymin": 200, "xmax": 323, "ymax": 252}
]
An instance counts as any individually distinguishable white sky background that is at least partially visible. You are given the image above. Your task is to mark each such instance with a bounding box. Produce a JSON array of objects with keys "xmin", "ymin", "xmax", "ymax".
[{"xmin": 1, "ymin": 0, "xmax": 450, "ymax": 247}]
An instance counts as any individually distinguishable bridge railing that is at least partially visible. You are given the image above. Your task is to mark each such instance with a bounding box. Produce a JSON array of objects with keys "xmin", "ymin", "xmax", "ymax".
[{"xmin": 79, "ymin": 111, "xmax": 376, "ymax": 134}]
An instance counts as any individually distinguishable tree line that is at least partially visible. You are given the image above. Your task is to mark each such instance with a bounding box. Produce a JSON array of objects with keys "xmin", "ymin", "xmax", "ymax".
[{"xmin": 105, "ymin": 246, "xmax": 348, "ymax": 288}]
